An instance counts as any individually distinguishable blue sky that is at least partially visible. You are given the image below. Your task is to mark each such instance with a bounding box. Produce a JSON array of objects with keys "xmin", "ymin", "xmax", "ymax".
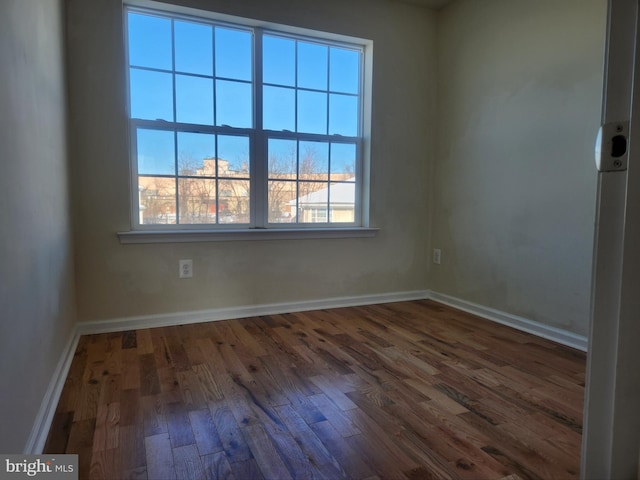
[{"xmin": 129, "ymin": 11, "xmax": 359, "ymax": 177}]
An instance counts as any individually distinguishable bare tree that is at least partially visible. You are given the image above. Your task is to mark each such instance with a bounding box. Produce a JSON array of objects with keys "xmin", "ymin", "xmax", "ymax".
[
  {"xmin": 139, "ymin": 178, "xmax": 175, "ymax": 224},
  {"xmin": 267, "ymin": 144, "xmax": 297, "ymax": 222},
  {"xmin": 267, "ymin": 143, "xmax": 329, "ymax": 222},
  {"xmin": 178, "ymin": 155, "xmax": 216, "ymax": 224}
]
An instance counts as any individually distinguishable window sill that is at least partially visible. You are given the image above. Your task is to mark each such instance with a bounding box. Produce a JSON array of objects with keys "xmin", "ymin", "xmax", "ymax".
[{"xmin": 117, "ymin": 227, "xmax": 379, "ymax": 244}]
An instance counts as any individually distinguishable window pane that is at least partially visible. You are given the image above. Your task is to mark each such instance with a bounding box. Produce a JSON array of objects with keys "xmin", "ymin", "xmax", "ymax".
[
  {"xmin": 329, "ymin": 94, "xmax": 358, "ymax": 136},
  {"xmin": 130, "ymin": 69, "xmax": 173, "ymax": 121},
  {"xmin": 178, "ymin": 178, "xmax": 216, "ymax": 224},
  {"xmin": 139, "ymin": 176, "xmax": 176, "ymax": 225},
  {"xmin": 299, "ymin": 141, "xmax": 328, "ymax": 181},
  {"xmin": 329, "ymin": 182, "xmax": 355, "ymax": 222},
  {"xmin": 177, "ymin": 132, "xmax": 215, "ymax": 176},
  {"xmin": 219, "ymin": 180, "xmax": 250, "ymax": 224},
  {"xmin": 137, "ymin": 129, "xmax": 175, "ymax": 175},
  {"xmin": 127, "ymin": 13, "xmax": 364, "ymax": 229},
  {"xmin": 298, "ymin": 42, "xmax": 328, "ymax": 90},
  {"xmin": 330, "ymin": 47, "xmax": 360, "ymax": 94},
  {"xmin": 176, "ymin": 75, "xmax": 213, "ymax": 125},
  {"xmin": 268, "ymin": 181, "xmax": 296, "ymax": 223},
  {"xmin": 297, "ymin": 90, "xmax": 327, "ymax": 134},
  {"xmin": 331, "ymin": 143, "xmax": 356, "ymax": 180},
  {"xmin": 218, "ymin": 135, "xmax": 250, "ymax": 176},
  {"xmin": 128, "ymin": 13, "xmax": 171, "ymax": 70},
  {"xmin": 297, "ymin": 182, "xmax": 328, "ymax": 223},
  {"xmin": 263, "ymin": 86, "xmax": 295, "ymax": 131},
  {"xmin": 268, "ymin": 138, "xmax": 297, "ymax": 179},
  {"xmin": 175, "ymin": 21, "xmax": 213, "ymax": 76},
  {"xmin": 216, "ymin": 80, "xmax": 252, "ymax": 127},
  {"xmin": 263, "ymin": 35, "xmax": 295, "ymax": 86},
  {"xmin": 215, "ymin": 27, "xmax": 252, "ymax": 81}
]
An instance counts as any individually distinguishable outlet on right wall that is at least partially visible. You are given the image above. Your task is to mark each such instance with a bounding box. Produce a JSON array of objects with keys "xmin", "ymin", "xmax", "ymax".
[{"xmin": 431, "ymin": 0, "xmax": 607, "ymax": 337}]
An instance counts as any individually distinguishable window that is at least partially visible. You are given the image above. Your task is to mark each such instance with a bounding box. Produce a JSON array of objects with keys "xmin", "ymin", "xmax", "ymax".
[{"xmin": 125, "ymin": 5, "xmax": 369, "ymax": 232}]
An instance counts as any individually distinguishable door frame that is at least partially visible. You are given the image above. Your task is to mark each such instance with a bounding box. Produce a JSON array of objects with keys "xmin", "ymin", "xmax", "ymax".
[{"xmin": 582, "ymin": 0, "xmax": 640, "ymax": 478}]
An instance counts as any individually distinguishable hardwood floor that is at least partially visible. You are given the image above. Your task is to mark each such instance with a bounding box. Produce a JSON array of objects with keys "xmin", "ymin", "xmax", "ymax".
[{"xmin": 44, "ymin": 300, "xmax": 586, "ymax": 479}]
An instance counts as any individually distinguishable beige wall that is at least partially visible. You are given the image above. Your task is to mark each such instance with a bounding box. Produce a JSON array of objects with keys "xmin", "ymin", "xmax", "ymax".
[
  {"xmin": 431, "ymin": 0, "xmax": 606, "ymax": 336},
  {"xmin": 66, "ymin": 0, "xmax": 436, "ymax": 322},
  {"xmin": 0, "ymin": 0, "xmax": 613, "ymax": 455},
  {"xmin": 0, "ymin": 0, "xmax": 76, "ymax": 452}
]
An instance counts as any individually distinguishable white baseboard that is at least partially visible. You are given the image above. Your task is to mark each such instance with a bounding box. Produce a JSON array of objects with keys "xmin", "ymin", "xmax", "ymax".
[
  {"xmin": 428, "ymin": 290, "xmax": 588, "ymax": 352},
  {"xmin": 76, "ymin": 290, "xmax": 431, "ymax": 335},
  {"xmin": 24, "ymin": 329, "xmax": 80, "ymax": 454}
]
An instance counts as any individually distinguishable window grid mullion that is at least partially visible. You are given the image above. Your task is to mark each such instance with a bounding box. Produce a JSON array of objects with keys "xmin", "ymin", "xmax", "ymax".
[
  {"xmin": 254, "ymin": 28, "xmax": 266, "ymax": 228},
  {"xmin": 295, "ymin": 140, "xmax": 300, "ymax": 224},
  {"xmin": 211, "ymin": 27, "xmax": 220, "ymax": 225},
  {"xmin": 356, "ymin": 139, "xmax": 363, "ymax": 226},
  {"xmin": 170, "ymin": 20, "xmax": 181, "ymax": 225},
  {"xmin": 326, "ymin": 48, "xmax": 331, "ymax": 137},
  {"xmin": 214, "ymin": 135, "xmax": 220, "ymax": 225},
  {"xmin": 294, "ymin": 40, "xmax": 299, "ymax": 136},
  {"xmin": 211, "ymin": 26, "xmax": 217, "ymax": 132},
  {"xmin": 293, "ymin": 41, "xmax": 300, "ymax": 225},
  {"xmin": 328, "ymin": 142, "xmax": 333, "ymax": 223},
  {"xmin": 326, "ymin": 49, "xmax": 332, "ymax": 221},
  {"xmin": 212, "ymin": 25, "xmax": 218, "ymax": 129}
]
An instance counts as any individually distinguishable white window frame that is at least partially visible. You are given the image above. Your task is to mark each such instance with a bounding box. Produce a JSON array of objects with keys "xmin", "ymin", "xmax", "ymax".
[{"xmin": 119, "ymin": 0, "xmax": 376, "ymax": 243}]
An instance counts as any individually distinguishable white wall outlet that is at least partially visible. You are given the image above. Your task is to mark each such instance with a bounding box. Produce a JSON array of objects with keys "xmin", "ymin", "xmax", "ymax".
[
  {"xmin": 433, "ymin": 248, "xmax": 442, "ymax": 265},
  {"xmin": 179, "ymin": 259, "xmax": 193, "ymax": 278}
]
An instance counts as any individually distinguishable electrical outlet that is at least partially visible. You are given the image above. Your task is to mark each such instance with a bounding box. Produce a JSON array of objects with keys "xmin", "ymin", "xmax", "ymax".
[
  {"xmin": 179, "ymin": 259, "xmax": 193, "ymax": 278},
  {"xmin": 433, "ymin": 249, "xmax": 441, "ymax": 265}
]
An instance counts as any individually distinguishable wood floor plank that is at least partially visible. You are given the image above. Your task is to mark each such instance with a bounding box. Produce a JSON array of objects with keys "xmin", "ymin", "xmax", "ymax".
[
  {"xmin": 105, "ymin": 402, "xmax": 120, "ymax": 450},
  {"xmin": 121, "ymin": 331, "xmax": 137, "ymax": 350},
  {"xmin": 139, "ymin": 353, "xmax": 161, "ymax": 396},
  {"xmin": 309, "ymin": 374, "xmax": 358, "ymax": 411},
  {"xmin": 345, "ymin": 432, "xmax": 412, "ymax": 480},
  {"xmin": 145, "ymin": 433, "xmax": 176, "ymax": 480},
  {"xmin": 44, "ymin": 411, "xmax": 73, "ymax": 453},
  {"xmin": 310, "ymin": 420, "xmax": 374, "ymax": 479},
  {"xmin": 189, "ymin": 408, "xmax": 223, "ymax": 456},
  {"xmin": 119, "ymin": 388, "xmax": 141, "ymax": 426},
  {"xmin": 275, "ymin": 404, "xmax": 346, "ymax": 479},
  {"xmin": 309, "ymin": 392, "xmax": 361, "ymax": 436},
  {"xmin": 176, "ymin": 369, "xmax": 208, "ymax": 410},
  {"xmin": 140, "ymin": 395, "xmax": 166, "ymax": 437},
  {"xmin": 173, "ymin": 444, "xmax": 206, "ymax": 480},
  {"xmin": 226, "ymin": 458, "xmax": 264, "ymax": 480},
  {"xmin": 209, "ymin": 402, "xmax": 253, "ymax": 464},
  {"xmin": 192, "ymin": 363, "xmax": 224, "ymax": 403},
  {"xmin": 66, "ymin": 418, "xmax": 96, "ymax": 479},
  {"xmin": 99, "ymin": 372, "xmax": 121, "ymax": 406},
  {"xmin": 135, "ymin": 328, "xmax": 154, "ymax": 355},
  {"xmin": 497, "ymin": 422, "xmax": 580, "ymax": 478},
  {"xmin": 118, "ymin": 423, "xmax": 145, "ymax": 472},
  {"xmin": 92, "ymin": 403, "xmax": 109, "ymax": 453},
  {"xmin": 56, "ymin": 358, "xmax": 86, "ymax": 414},
  {"xmin": 121, "ymin": 349, "xmax": 141, "ymax": 390},
  {"xmin": 165, "ymin": 401, "xmax": 196, "ymax": 448},
  {"xmin": 90, "ymin": 448, "xmax": 121, "ymax": 480},
  {"xmin": 396, "ymin": 430, "xmax": 465, "ymax": 480},
  {"xmin": 230, "ymin": 321, "xmax": 268, "ymax": 356},
  {"xmin": 202, "ymin": 451, "xmax": 235, "ymax": 480},
  {"xmin": 348, "ymin": 406, "xmax": 420, "ymax": 472},
  {"xmin": 44, "ymin": 300, "xmax": 585, "ymax": 480},
  {"xmin": 243, "ymin": 423, "xmax": 294, "ymax": 480}
]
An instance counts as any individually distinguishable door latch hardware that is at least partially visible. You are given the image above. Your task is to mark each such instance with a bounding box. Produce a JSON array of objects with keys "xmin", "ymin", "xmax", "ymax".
[{"xmin": 595, "ymin": 121, "xmax": 629, "ymax": 172}]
